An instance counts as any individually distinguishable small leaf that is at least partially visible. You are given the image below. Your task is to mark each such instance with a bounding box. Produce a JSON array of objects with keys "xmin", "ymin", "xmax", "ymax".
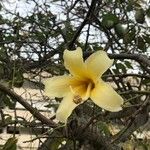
[
  {"xmin": 92, "ymin": 43, "xmax": 103, "ymax": 51},
  {"xmin": 13, "ymin": 69, "xmax": 24, "ymax": 88},
  {"xmin": 4, "ymin": 116, "xmax": 12, "ymax": 124},
  {"xmin": 115, "ymin": 23, "xmax": 128, "ymax": 38},
  {"xmin": 137, "ymin": 140, "xmax": 149, "ymax": 150},
  {"xmin": 2, "ymin": 137, "xmax": 17, "ymax": 150},
  {"xmin": 44, "ymin": 103, "xmax": 59, "ymax": 110},
  {"xmin": 142, "ymin": 79, "xmax": 150, "ymax": 84},
  {"xmin": 126, "ymin": 3, "xmax": 133, "ymax": 12},
  {"xmin": 143, "ymin": 35, "xmax": 150, "ymax": 44},
  {"xmin": 146, "ymin": 7, "xmax": 150, "ymax": 18},
  {"xmin": 123, "ymin": 27, "xmax": 136, "ymax": 44},
  {"xmin": 0, "ymin": 3, "xmax": 2, "ymax": 11},
  {"xmin": 97, "ymin": 122, "xmax": 111, "ymax": 136},
  {"xmin": 117, "ymin": 63, "xmax": 126, "ymax": 73},
  {"xmin": 0, "ymin": 64, "xmax": 4, "ymax": 76},
  {"xmin": 102, "ymin": 13, "xmax": 119, "ymax": 29},
  {"xmin": 3, "ymin": 95, "xmax": 16, "ymax": 109},
  {"xmin": 124, "ymin": 61, "xmax": 133, "ymax": 69},
  {"xmin": 112, "ymin": 68, "xmax": 119, "ymax": 74},
  {"xmin": 136, "ymin": 36, "xmax": 146, "ymax": 51},
  {"xmin": 135, "ymin": 9, "xmax": 145, "ymax": 24},
  {"xmin": 117, "ymin": 0, "xmax": 125, "ymax": 3}
]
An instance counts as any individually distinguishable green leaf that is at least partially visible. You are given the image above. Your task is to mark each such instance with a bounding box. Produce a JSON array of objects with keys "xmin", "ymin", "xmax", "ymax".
[
  {"xmin": 117, "ymin": 0, "xmax": 125, "ymax": 3},
  {"xmin": 12, "ymin": 69, "xmax": 24, "ymax": 88},
  {"xmin": 123, "ymin": 26, "xmax": 136, "ymax": 44},
  {"xmin": 137, "ymin": 141, "xmax": 149, "ymax": 150},
  {"xmin": 92, "ymin": 43, "xmax": 103, "ymax": 51},
  {"xmin": 52, "ymin": 0, "xmax": 60, "ymax": 2},
  {"xmin": 42, "ymin": 138, "xmax": 65, "ymax": 150},
  {"xmin": 102, "ymin": 13, "xmax": 119, "ymax": 29},
  {"xmin": 3, "ymin": 95, "xmax": 15, "ymax": 109},
  {"xmin": 142, "ymin": 79, "xmax": 150, "ymax": 84},
  {"xmin": 97, "ymin": 122, "xmax": 111, "ymax": 136},
  {"xmin": 107, "ymin": 0, "xmax": 113, "ymax": 3},
  {"xmin": 0, "ymin": 47, "xmax": 7, "ymax": 59},
  {"xmin": 28, "ymin": 15, "xmax": 35, "ymax": 23},
  {"xmin": 124, "ymin": 61, "xmax": 133, "ymax": 69},
  {"xmin": 136, "ymin": 36, "xmax": 146, "ymax": 51},
  {"xmin": 143, "ymin": 35, "xmax": 150, "ymax": 44},
  {"xmin": 2, "ymin": 137, "xmax": 17, "ymax": 150},
  {"xmin": 135, "ymin": 9, "xmax": 145, "ymax": 24},
  {"xmin": 0, "ymin": 14, "xmax": 4, "ymax": 25},
  {"xmin": 126, "ymin": 3, "xmax": 133, "ymax": 12},
  {"xmin": 146, "ymin": 7, "xmax": 150, "ymax": 18},
  {"xmin": 4, "ymin": 116, "xmax": 12, "ymax": 124},
  {"xmin": 50, "ymin": 140, "xmax": 62, "ymax": 150},
  {"xmin": 112, "ymin": 68, "xmax": 119, "ymax": 74},
  {"xmin": 62, "ymin": 22, "xmax": 75, "ymax": 41},
  {"xmin": 35, "ymin": 31, "xmax": 45, "ymax": 43},
  {"xmin": 115, "ymin": 23, "xmax": 128, "ymax": 38},
  {"xmin": 0, "ymin": 64, "xmax": 4, "ymax": 76},
  {"xmin": 0, "ymin": 3, "xmax": 2, "ymax": 11},
  {"xmin": 117, "ymin": 63, "xmax": 126, "ymax": 73},
  {"xmin": 44, "ymin": 103, "xmax": 59, "ymax": 111},
  {"xmin": 4, "ymin": 35, "xmax": 15, "ymax": 42}
]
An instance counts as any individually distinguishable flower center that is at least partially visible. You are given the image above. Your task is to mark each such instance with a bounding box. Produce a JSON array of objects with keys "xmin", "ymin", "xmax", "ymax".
[
  {"xmin": 70, "ymin": 79, "xmax": 95, "ymax": 104},
  {"xmin": 87, "ymin": 79, "xmax": 95, "ymax": 90},
  {"xmin": 73, "ymin": 95, "xmax": 82, "ymax": 104}
]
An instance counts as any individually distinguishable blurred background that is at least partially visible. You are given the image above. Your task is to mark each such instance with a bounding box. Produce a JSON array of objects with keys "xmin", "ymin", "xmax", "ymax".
[{"xmin": 0, "ymin": 0, "xmax": 150, "ymax": 149}]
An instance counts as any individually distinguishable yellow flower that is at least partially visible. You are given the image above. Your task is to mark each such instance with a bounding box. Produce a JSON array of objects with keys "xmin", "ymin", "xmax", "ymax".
[{"xmin": 44, "ymin": 47, "xmax": 123, "ymax": 123}]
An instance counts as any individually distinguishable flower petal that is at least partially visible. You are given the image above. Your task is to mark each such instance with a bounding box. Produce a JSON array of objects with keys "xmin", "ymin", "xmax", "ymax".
[
  {"xmin": 91, "ymin": 80, "xmax": 123, "ymax": 112},
  {"xmin": 85, "ymin": 51, "xmax": 114, "ymax": 78},
  {"xmin": 56, "ymin": 93, "xmax": 79, "ymax": 123},
  {"xmin": 63, "ymin": 47, "xmax": 87, "ymax": 78},
  {"xmin": 44, "ymin": 76, "xmax": 72, "ymax": 98}
]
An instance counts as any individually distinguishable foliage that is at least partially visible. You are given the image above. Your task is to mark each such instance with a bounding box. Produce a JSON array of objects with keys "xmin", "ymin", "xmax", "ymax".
[
  {"xmin": 0, "ymin": 0, "xmax": 149, "ymax": 149},
  {"xmin": 2, "ymin": 137, "xmax": 17, "ymax": 150}
]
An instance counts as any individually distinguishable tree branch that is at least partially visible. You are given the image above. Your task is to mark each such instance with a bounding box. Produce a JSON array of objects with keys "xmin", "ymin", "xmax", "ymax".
[
  {"xmin": 0, "ymin": 83, "xmax": 57, "ymax": 128},
  {"xmin": 109, "ymin": 53, "xmax": 150, "ymax": 67},
  {"xmin": 103, "ymin": 73, "xmax": 150, "ymax": 79},
  {"xmin": 68, "ymin": 0, "xmax": 98, "ymax": 49},
  {"xmin": 111, "ymin": 96, "xmax": 149, "ymax": 143},
  {"xmin": 120, "ymin": 90, "xmax": 150, "ymax": 95},
  {"xmin": 84, "ymin": 52, "xmax": 150, "ymax": 74}
]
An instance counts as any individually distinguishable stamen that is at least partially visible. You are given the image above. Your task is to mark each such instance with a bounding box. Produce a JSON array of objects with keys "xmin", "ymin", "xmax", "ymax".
[
  {"xmin": 84, "ymin": 82, "xmax": 93, "ymax": 100},
  {"xmin": 73, "ymin": 95, "xmax": 82, "ymax": 104},
  {"xmin": 70, "ymin": 85, "xmax": 75, "ymax": 94}
]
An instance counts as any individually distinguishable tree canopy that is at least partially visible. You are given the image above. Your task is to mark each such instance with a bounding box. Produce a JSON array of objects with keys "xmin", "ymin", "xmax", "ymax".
[{"xmin": 0, "ymin": 0, "xmax": 150, "ymax": 149}]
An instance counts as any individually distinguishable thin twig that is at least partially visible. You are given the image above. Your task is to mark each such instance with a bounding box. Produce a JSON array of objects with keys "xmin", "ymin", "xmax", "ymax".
[
  {"xmin": 68, "ymin": 0, "xmax": 97, "ymax": 49},
  {"xmin": 103, "ymin": 73, "xmax": 150, "ymax": 79}
]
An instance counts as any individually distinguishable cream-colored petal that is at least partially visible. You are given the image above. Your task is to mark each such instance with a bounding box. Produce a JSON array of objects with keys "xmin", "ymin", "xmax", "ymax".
[
  {"xmin": 70, "ymin": 84, "xmax": 86, "ymax": 98},
  {"xmin": 56, "ymin": 93, "xmax": 79, "ymax": 123},
  {"xmin": 63, "ymin": 47, "xmax": 87, "ymax": 78},
  {"xmin": 44, "ymin": 75, "xmax": 72, "ymax": 98},
  {"xmin": 85, "ymin": 51, "xmax": 114, "ymax": 78},
  {"xmin": 84, "ymin": 82, "xmax": 93, "ymax": 100},
  {"xmin": 91, "ymin": 80, "xmax": 123, "ymax": 112}
]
